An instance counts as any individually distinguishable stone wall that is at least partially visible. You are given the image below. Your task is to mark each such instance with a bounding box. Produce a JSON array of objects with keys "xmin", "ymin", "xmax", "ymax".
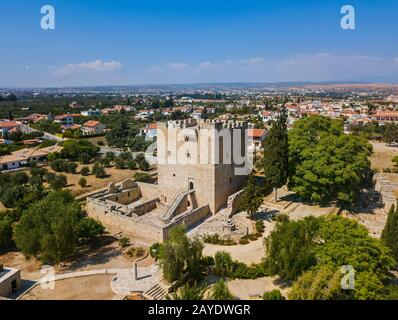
[
  {"xmin": 133, "ymin": 198, "xmax": 160, "ymax": 216},
  {"xmin": 103, "ymin": 187, "xmax": 141, "ymax": 205},
  {"xmin": 137, "ymin": 182, "xmax": 160, "ymax": 199},
  {"xmin": 162, "ymin": 205, "xmax": 211, "ymax": 240},
  {"xmin": 86, "ymin": 199, "xmax": 164, "ymax": 242}
]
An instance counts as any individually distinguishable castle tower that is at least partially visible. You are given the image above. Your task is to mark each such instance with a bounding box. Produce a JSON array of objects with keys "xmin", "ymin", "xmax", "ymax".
[{"xmin": 156, "ymin": 119, "xmax": 250, "ymax": 214}]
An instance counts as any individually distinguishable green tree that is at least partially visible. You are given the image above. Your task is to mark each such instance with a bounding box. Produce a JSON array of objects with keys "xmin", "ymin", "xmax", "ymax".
[
  {"xmin": 159, "ymin": 226, "xmax": 205, "ymax": 283},
  {"xmin": 168, "ymin": 283, "xmax": 206, "ymax": 300},
  {"xmin": 77, "ymin": 217, "xmax": 105, "ymax": 242},
  {"xmin": 214, "ymin": 251, "xmax": 235, "ymax": 277},
  {"xmin": 288, "ymin": 116, "xmax": 372, "ymax": 205},
  {"xmin": 210, "ymin": 279, "xmax": 235, "ymax": 300},
  {"xmin": 264, "ymin": 216, "xmax": 319, "ymax": 281},
  {"xmin": 263, "ymin": 106, "xmax": 289, "ymax": 201},
  {"xmin": 92, "ymin": 163, "xmax": 106, "ymax": 178},
  {"xmin": 239, "ymin": 175, "xmax": 263, "ymax": 218},
  {"xmin": 80, "ymin": 166, "xmax": 90, "ymax": 176},
  {"xmin": 0, "ymin": 215, "xmax": 13, "ymax": 249},
  {"xmin": 381, "ymin": 204, "xmax": 398, "ymax": 261},
  {"xmin": 15, "ymin": 191, "xmax": 82, "ymax": 264},
  {"xmin": 78, "ymin": 177, "xmax": 87, "ymax": 188},
  {"xmin": 49, "ymin": 174, "xmax": 67, "ymax": 190},
  {"xmin": 263, "ymin": 289, "xmax": 286, "ymax": 300}
]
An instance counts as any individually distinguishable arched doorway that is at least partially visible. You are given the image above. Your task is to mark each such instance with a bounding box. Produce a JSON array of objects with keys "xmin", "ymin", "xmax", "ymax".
[{"xmin": 189, "ymin": 181, "xmax": 194, "ymax": 190}]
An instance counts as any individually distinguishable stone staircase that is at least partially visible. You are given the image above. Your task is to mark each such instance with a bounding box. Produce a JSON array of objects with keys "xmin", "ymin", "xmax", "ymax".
[
  {"xmin": 144, "ymin": 284, "xmax": 168, "ymax": 300},
  {"xmin": 161, "ymin": 189, "xmax": 195, "ymax": 224}
]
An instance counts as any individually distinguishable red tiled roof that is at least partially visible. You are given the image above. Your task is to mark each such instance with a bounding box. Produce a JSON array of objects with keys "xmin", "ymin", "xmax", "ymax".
[
  {"xmin": 247, "ymin": 129, "xmax": 266, "ymax": 138},
  {"xmin": 0, "ymin": 121, "xmax": 19, "ymax": 128},
  {"xmin": 83, "ymin": 120, "xmax": 101, "ymax": 127}
]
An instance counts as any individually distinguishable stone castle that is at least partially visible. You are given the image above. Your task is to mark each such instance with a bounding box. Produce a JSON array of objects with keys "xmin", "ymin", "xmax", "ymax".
[{"xmin": 86, "ymin": 119, "xmax": 251, "ymax": 242}]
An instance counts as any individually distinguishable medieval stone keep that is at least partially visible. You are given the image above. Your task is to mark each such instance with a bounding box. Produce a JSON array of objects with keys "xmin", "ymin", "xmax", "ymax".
[{"xmin": 86, "ymin": 119, "xmax": 251, "ymax": 242}]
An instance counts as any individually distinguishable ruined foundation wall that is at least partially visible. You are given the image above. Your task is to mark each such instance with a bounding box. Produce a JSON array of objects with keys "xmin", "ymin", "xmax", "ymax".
[{"xmin": 86, "ymin": 200, "xmax": 163, "ymax": 242}]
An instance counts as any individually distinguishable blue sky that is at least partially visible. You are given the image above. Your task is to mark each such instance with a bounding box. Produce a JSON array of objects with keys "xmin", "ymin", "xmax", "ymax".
[{"xmin": 1, "ymin": 0, "xmax": 398, "ymax": 87}]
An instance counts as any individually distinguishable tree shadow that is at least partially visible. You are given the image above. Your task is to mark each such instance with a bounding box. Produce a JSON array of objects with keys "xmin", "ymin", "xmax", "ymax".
[{"xmin": 64, "ymin": 235, "xmax": 121, "ymax": 271}]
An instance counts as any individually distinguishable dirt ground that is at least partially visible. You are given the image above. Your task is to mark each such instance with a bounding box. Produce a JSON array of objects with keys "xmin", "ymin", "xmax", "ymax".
[
  {"xmin": 0, "ymin": 237, "xmax": 154, "ymax": 281},
  {"xmin": 370, "ymin": 141, "xmax": 398, "ymax": 171},
  {"xmin": 21, "ymin": 274, "xmax": 117, "ymax": 300},
  {"xmin": 46, "ymin": 164, "xmax": 140, "ymax": 197},
  {"xmin": 227, "ymin": 277, "xmax": 290, "ymax": 300}
]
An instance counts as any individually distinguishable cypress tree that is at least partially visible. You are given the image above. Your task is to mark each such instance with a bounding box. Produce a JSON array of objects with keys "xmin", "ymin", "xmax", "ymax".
[
  {"xmin": 239, "ymin": 175, "xmax": 264, "ymax": 219},
  {"xmin": 263, "ymin": 106, "xmax": 289, "ymax": 201},
  {"xmin": 382, "ymin": 203, "xmax": 398, "ymax": 260}
]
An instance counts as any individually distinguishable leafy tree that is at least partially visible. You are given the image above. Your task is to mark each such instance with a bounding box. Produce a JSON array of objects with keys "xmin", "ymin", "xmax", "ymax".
[
  {"xmin": 78, "ymin": 177, "xmax": 87, "ymax": 188},
  {"xmin": 50, "ymin": 174, "xmax": 67, "ymax": 190},
  {"xmin": 271, "ymin": 215, "xmax": 396, "ymax": 300},
  {"xmin": 159, "ymin": 226, "xmax": 205, "ymax": 283},
  {"xmin": 210, "ymin": 279, "xmax": 235, "ymax": 300},
  {"xmin": 92, "ymin": 163, "xmax": 106, "ymax": 178},
  {"xmin": 263, "ymin": 289, "xmax": 286, "ymax": 300},
  {"xmin": 381, "ymin": 204, "xmax": 398, "ymax": 260},
  {"xmin": 264, "ymin": 216, "xmax": 319, "ymax": 281},
  {"xmin": 59, "ymin": 140, "xmax": 99, "ymax": 161},
  {"xmin": 168, "ymin": 283, "xmax": 206, "ymax": 300},
  {"xmin": 136, "ymin": 153, "xmax": 150, "ymax": 171},
  {"xmin": 80, "ymin": 166, "xmax": 90, "ymax": 176},
  {"xmin": 78, "ymin": 153, "xmax": 91, "ymax": 164},
  {"xmin": 288, "ymin": 265, "xmax": 343, "ymax": 300},
  {"xmin": 214, "ymin": 251, "xmax": 235, "ymax": 277},
  {"xmin": 77, "ymin": 217, "xmax": 105, "ymax": 242},
  {"xmin": 11, "ymin": 172, "xmax": 29, "ymax": 185},
  {"xmin": 383, "ymin": 123, "xmax": 398, "ymax": 145},
  {"xmin": 0, "ymin": 215, "xmax": 13, "ymax": 249},
  {"xmin": 114, "ymin": 157, "xmax": 126, "ymax": 169},
  {"xmin": 263, "ymin": 106, "xmax": 289, "ymax": 201},
  {"xmin": 1, "ymin": 185, "xmax": 26, "ymax": 208},
  {"xmin": 133, "ymin": 172, "xmax": 151, "ymax": 183},
  {"xmin": 15, "ymin": 191, "xmax": 82, "ymax": 264},
  {"xmin": 288, "ymin": 116, "xmax": 372, "ymax": 205},
  {"xmin": 239, "ymin": 175, "xmax": 263, "ymax": 218}
]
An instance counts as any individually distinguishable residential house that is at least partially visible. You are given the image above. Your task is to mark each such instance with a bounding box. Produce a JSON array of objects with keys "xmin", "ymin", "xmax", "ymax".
[
  {"xmin": 81, "ymin": 120, "xmax": 106, "ymax": 136},
  {"xmin": 0, "ymin": 145, "xmax": 62, "ymax": 171},
  {"xmin": 0, "ymin": 121, "xmax": 20, "ymax": 136},
  {"xmin": 54, "ymin": 115, "xmax": 74, "ymax": 126},
  {"xmin": 142, "ymin": 123, "xmax": 157, "ymax": 141},
  {"xmin": 247, "ymin": 128, "xmax": 267, "ymax": 151},
  {"xmin": 81, "ymin": 109, "xmax": 101, "ymax": 117}
]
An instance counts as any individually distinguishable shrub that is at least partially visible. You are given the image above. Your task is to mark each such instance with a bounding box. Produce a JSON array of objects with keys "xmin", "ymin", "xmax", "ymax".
[
  {"xmin": 80, "ymin": 166, "xmax": 90, "ymax": 176},
  {"xmin": 255, "ymin": 220, "xmax": 265, "ymax": 233},
  {"xmin": 114, "ymin": 158, "xmax": 126, "ymax": 169},
  {"xmin": 78, "ymin": 177, "xmax": 87, "ymax": 188},
  {"xmin": 127, "ymin": 160, "xmax": 137, "ymax": 170},
  {"xmin": 133, "ymin": 172, "xmax": 151, "ymax": 183},
  {"xmin": 149, "ymin": 242, "xmax": 162, "ymax": 259},
  {"xmin": 92, "ymin": 163, "xmax": 106, "ymax": 178},
  {"xmin": 118, "ymin": 237, "xmax": 130, "ymax": 248},
  {"xmin": 263, "ymin": 289, "xmax": 285, "ymax": 300},
  {"xmin": 66, "ymin": 162, "xmax": 78, "ymax": 174},
  {"xmin": 97, "ymin": 141, "xmax": 105, "ymax": 146},
  {"xmin": 239, "ymin": 239, "xmax": 250, "ymax": 245},
  {"xmin": 78, "ymin": 153, "xmax": 91, "ymax": 164}
]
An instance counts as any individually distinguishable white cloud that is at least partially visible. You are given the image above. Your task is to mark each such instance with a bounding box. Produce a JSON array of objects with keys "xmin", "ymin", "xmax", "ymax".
[
  {"xmin": 198, "ymin": 61, "xmax": 213, "ymax": 69},
  {"xmin": 241, "ymin": 57, "xmax": 265, "ymax": 64},
  {"xmin": 51, "ymin": 60, "xmax": 122, "ymax": 76}
]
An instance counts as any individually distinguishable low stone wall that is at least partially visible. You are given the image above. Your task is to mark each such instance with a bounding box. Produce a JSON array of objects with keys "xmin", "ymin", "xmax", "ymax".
[
  {"xmin": 162, "ymin": 205, "xmax": 211, "ymax": 240},
  {"xmin": 86, "ymin": 199, "xmax": 164, "ymax": 242},
  {"xmin": 103, "ymin": 187, "xmax": 141, "ymax": 205},
  {"xmin": 227, "ymin": 189, "xmax": 244, "ymax": 217},
  {"xmin": 133, "ymin": 198, "xmax": 160, "ymax": 216}
]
